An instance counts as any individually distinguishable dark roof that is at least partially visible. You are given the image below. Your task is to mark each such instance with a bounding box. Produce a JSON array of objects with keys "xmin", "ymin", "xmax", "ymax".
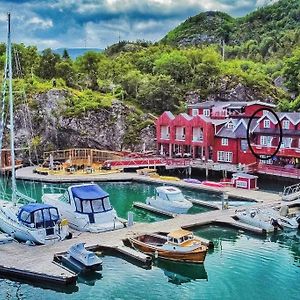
[
  {"xmin": 278, "ymin": 112, "xmax": 300, "ymax": 124},
  {"xmin": 188, "ymin": 100, "xmax": 276, "ymax": 109},
  {"xmin": 216, "ymin": 119, "xmax": 255, "ymax": 138}
]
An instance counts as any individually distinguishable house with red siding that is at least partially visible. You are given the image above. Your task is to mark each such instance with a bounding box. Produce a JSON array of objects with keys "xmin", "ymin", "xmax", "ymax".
[{"xmin": 156, "ymin": 100, "xmax": 300, "ymax": 171}]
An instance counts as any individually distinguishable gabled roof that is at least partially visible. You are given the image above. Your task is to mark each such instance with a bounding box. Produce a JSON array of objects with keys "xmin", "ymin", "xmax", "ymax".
[
  {"xmin": 216, "ymin": 118, "xmax": 255, "ymax": 138},
  {"xmin": 188, "ymin": 100, "xmax": 276, "ymax": 109},
  {"xmin": 278, "ymin": 112, "xmax": 300, "ymax": 125},
  {"xmin": 256, "ymin": 112, "xmax": 278, "ymax": 125},
  {"xmin": 179, "ymin": 113, "xmax": 193, "ymax": 121},
  {"xmin": 164, "ymin": 111, "xmax": 175, "ymax": 120}
]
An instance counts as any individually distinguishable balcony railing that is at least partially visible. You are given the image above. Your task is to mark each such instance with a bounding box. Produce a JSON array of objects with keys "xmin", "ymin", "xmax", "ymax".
[{"xmin": 251, "ymin": 144, "xmax": 300, "ymax": 157}]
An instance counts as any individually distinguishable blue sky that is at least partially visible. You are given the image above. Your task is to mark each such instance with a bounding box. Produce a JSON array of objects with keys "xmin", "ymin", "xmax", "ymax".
[{"xmin": 0, "ymin": 0, "xmax": 277, "ymax": 50}]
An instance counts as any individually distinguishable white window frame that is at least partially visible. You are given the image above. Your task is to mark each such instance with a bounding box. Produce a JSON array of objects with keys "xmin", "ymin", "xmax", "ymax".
[
  {"xmin": 282, "ymin": 120, "xmax": 290, "ymax": 130},
  {"xmin": 217, "ymin": 151, "xmax": 232, "ymax": 162},
  {"xmin": 203, "ymin": 109, "xmax": 210, "ymax": 117},
  {"xmin": 221, "ymin": 138, "xmax": 228, "ymax": 146},
  {"xmin": 281, "ymin": 137, "xmax": 292, "ymax": 148},
  {"xmin": 191, "ymin": 109, "xmax": 198, "ymax": 116},
  {"xmin": 227, "ymin": 122, "xmax": 234, "ymax": 129},
  {"xmin": 260, "ymin": 136, "xmax": 272, "ymax": 147},
  {"xmin": 263, "ymin": 119, "xmax": 270, "ymax": 128}
]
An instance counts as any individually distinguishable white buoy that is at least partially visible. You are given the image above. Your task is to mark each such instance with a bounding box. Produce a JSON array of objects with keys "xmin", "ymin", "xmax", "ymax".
[{"xmin": 127, "ymin": 211, "xmax": 134, "ymax": 227}]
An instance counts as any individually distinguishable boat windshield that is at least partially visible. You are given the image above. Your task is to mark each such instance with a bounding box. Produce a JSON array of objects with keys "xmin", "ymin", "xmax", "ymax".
[
  {"xmin": 166, "ymin": 192, "xmax": 185, "ymax": 202},
  {"xmin": 74, "ymin": 197, "xmax": 112, "ymax": 214},
  {"xmin": 19, "ymin": 207, "xmax": 59, "ymax": 228}
]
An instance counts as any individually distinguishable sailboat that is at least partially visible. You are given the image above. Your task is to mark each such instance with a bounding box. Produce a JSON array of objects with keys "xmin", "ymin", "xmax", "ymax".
[{"xmin": 0, "ymin": 13, "xmax": 69, "ymax": 245}]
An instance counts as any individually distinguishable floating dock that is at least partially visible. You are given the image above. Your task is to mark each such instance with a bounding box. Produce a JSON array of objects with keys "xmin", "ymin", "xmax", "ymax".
[{"xmin": 188, "ymin": 198, "xmax": 221, "ymax": 210}]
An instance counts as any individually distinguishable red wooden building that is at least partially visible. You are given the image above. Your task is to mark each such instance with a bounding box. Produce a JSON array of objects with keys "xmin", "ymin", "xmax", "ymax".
[{"xmin": 156, "ymin": 100, "xmax": 300, "ymax": 171}]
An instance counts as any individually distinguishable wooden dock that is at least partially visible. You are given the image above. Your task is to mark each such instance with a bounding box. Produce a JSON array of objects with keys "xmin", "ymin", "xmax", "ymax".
[
  {"xmin": 133, "ymin": 202, "xmax": 176, "ymax": 218},
  {"xmin": 188, "ymin": 198, "xmax": 221, "ymax": 210}
]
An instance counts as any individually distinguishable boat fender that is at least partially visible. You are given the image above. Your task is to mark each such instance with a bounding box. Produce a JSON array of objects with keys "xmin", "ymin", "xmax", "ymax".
[
  {"xmin": 60, "ymin": 219, "xmax": 69, "ymax": 226},
  {"xmin": 154, "ymin": 250, "xmax": 158, "ymax": 259}
]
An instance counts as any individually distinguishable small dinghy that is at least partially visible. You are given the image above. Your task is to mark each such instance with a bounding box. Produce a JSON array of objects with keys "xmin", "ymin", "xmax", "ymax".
[
  {"xmin": 63, "ymin": 243, "xmax": 102, "ymax": 272},
  {"xmin": 201, "ymin": 181, "xmax": 224, "ymax": 188},
  {"xmin": 183, "ymin": 178, "xmax": 201, "ymax": 184}
]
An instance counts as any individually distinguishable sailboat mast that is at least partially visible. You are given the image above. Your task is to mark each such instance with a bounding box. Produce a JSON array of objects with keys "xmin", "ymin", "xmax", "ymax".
[{"xmin": 7, "ymin": 13, "xmax": 16, "ymax": 203}]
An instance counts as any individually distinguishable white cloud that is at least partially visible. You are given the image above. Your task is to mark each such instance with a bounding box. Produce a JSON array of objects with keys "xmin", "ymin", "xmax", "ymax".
[{"xmin": 27, "ymin": 16, "xmax": 53, "ymax": 29}]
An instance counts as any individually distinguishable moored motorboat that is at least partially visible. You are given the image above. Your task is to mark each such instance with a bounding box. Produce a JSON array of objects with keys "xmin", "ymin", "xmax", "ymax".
[
  {"xmin": 264, "ymin": 206, "xmax": 300, "ymax": 229},
  {"xmin": 236, "ymin": 208, "xmax": 281, "ymax": 232},
  {"xmin": 146, "ymin": 186, "xmax": 192, "ymax": 214},
  {"xmin": 64, "ymin": 243, "xmax": 102, "ymax": 272},
  {"xmin": 129, "ymin": 229, "xmax": 208, "ymax": 263},
  {"xmin": 43, "ymin": 183, "xmax": 124, "ymax": 233}
]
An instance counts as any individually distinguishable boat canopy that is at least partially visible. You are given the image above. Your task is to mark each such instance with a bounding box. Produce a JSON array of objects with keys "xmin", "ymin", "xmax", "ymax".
[
  {"xmin": 70, "ymin": 184, "xmax": 109, "ymax": 200},
  {"xmin": 18, "ymin": 203, "xmax": 59, "ymax": 227},
  {"xmin": 69, "ymin": 184, "xmax": 112, "ymax": 214},
  {"xmin": 168, "ymin": 229, "xmax": 192, "ymax": 239},
  {"xmin": 156, "ymin": 186, "xmax": 185, "ymax": 202}
]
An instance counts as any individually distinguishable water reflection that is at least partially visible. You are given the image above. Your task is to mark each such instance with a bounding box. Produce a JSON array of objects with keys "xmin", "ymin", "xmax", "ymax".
[
  {"xmin": 77, "ymin": 272, "xmax": 103, "ymax": 286},
  {"xmin": 154, "ymin": 260, "xmax": 207, "ymax": 285}
]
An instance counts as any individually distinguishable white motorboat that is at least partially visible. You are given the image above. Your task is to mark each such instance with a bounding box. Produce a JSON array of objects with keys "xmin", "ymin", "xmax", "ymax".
[
  {"xmin": 42, "ymin": 183, "xmax": 124, "ymax": 232},
  {"xmin": 236, "ymin": 209, "xmax": 280, "ymax": 232},
  {"xmin": 0, "ymin": 202, "xmax": 69, "ymax": 244},
  {"xmin": 65, "ymin": 243, "xmax": 102, "ymax": 271},
  {"xmin": 0, "ymin": 14, "xmax": 69, "ymax": 245},
  {"xmin": 146, "ymin": 186, "xmax": 192, "ymax": 214}
]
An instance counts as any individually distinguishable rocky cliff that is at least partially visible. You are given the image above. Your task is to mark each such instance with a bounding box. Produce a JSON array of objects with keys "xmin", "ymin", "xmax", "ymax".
[{"xmin": 14, "ymin": 89, "xmax": 156, "ymax": 157}]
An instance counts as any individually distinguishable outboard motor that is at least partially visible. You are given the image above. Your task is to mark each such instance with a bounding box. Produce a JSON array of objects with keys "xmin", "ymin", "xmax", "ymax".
[{"xmin": 271, "ymin": 218, "xmax": 284, "ymax": 230}]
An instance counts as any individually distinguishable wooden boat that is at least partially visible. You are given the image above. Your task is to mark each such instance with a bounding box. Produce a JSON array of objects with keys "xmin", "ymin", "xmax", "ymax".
[{"xmin": 129, "ymin": 229, "xmax": 208, "ymax": 263}]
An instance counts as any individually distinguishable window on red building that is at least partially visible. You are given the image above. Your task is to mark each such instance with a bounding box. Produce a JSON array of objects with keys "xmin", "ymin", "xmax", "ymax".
[
  {"xmin": 282, "ymin": 120, "xmax": 290, "ymax": 129},
  {"xmin": 203, "ymin": 109, "xmax": 210, "ymax": 117},
  {"xmin": 263, "ymin": 119, "xmax": 270, "ymax": 128},
  {"xmin": 221, "ymin": 138, "xmax": 228, "ymax": 146}
]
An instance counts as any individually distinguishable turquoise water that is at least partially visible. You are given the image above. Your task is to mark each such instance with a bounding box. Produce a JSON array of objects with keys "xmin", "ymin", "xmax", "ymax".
[{"xmin": 0, "ymin": 225, "xmax": 299, "ymax": 299}]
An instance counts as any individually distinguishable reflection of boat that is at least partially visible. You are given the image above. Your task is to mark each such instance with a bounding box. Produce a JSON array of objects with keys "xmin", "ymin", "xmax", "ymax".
[
  {"xmin": 129, "ymin": 229, "xmax": 208, "ymax": 263},
  {"xmin": 77, "ymin": 271, "xmax": 103, "ymax": 286},
  {"xmin": 155, "ymin": 259, "xmax": 208, "ymax": 285},
  {"xmin": 236, "ymin": 209, "xmax": 279, "ymax": 232},
  {"xmin": 0, "ymin": 14, "xmax": 69, "ymax": 245},
  {"xmin": 66, "ymin": 243, "xmax": 102, "ymax": 271},
  {"xmin": 43, "ymin": 184, "xmax": 124, "ymax": 232},
  {"xmin": 202, "ymin": 181, "xmax": 224, "ymax": 188},
  {"xmin": 146, "ymin": 186, "xmax": 192, "ymax": 214}
]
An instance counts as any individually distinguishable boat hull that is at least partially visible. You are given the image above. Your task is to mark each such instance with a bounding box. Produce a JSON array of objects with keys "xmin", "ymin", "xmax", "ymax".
[{"xmin": 129, "ymin": 237, "xmax": 207, "ymax": 264}]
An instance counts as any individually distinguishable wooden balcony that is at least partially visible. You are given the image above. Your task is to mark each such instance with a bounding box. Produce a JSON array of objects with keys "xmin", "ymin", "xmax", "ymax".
[{"xmin": 250, "ymin": 144, "xmax": 300, "ymax": 158}]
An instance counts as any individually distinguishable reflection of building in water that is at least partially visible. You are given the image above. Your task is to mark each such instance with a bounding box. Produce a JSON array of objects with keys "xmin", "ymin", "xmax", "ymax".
[{"xmin": 156, "ymin": 100, "xmax": 300, "ymax": 177}]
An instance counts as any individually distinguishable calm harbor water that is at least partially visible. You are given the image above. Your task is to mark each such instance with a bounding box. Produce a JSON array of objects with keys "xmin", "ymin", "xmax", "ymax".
[
  {"xmin": 0, "ymin": 225, "xmax": 299, "ymax": 300},
  {"xmin": 0, "ymin": 180, "xmax": 299, "ymax": 299}
]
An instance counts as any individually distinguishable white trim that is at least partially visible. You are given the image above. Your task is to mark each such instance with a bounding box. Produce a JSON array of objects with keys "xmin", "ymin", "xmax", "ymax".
[
  {"xmin": 263, "ymin": 119, "xmax": 270, "ymax": 128},
  {"xmin": 221, "ymin": 138, "xmax": 228, "ymax": 146}
]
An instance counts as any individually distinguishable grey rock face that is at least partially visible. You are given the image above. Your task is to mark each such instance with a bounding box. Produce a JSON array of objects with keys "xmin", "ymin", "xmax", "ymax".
[{"xmin": 14, "ymin": 89, "xmax": 156, "ymax": 156}]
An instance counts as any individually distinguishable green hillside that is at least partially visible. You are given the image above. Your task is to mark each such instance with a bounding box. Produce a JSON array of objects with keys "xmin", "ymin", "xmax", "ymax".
[{"xmin": 162, "ymin": 0, "xmax": 300, "ymax": 60}]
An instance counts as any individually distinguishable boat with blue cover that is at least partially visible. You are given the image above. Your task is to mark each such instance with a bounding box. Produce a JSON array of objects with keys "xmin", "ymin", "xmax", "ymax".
[{"xmin": 42, "ymin": 183, "xmax": 124, "ymax": 232}]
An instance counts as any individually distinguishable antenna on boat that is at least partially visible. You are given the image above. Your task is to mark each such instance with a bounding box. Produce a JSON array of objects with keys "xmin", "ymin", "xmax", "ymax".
[{"xmin": 7, "ymin": 12, "xmax": 16, "ymax": 204}]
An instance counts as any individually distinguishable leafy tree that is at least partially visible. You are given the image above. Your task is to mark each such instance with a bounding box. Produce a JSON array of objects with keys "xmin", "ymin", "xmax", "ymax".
[
  {"xmin": 75, "ymin": 51, "xmax": 102, "ymax": 90},
  {"xmin": 36, "ymin": 48, "xmax": 61, "ymax": 79},
  {"xmin": 283, "ymin": 48, "xmax": 300, "ymax": 96},
  {"xmin": 154, "ymin": 51, "xmax": 190, "ymax": 83},
  {"xmin": 137, "ymin": 74, "xmax": 180, "ymax": 114},
  {"xmin": 55, "ymin": 61, "xmax": 75, "ymax": 87},
  {"xmin": 62, "ymin": 49, "xmax": 71, "ymax": 61}
]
